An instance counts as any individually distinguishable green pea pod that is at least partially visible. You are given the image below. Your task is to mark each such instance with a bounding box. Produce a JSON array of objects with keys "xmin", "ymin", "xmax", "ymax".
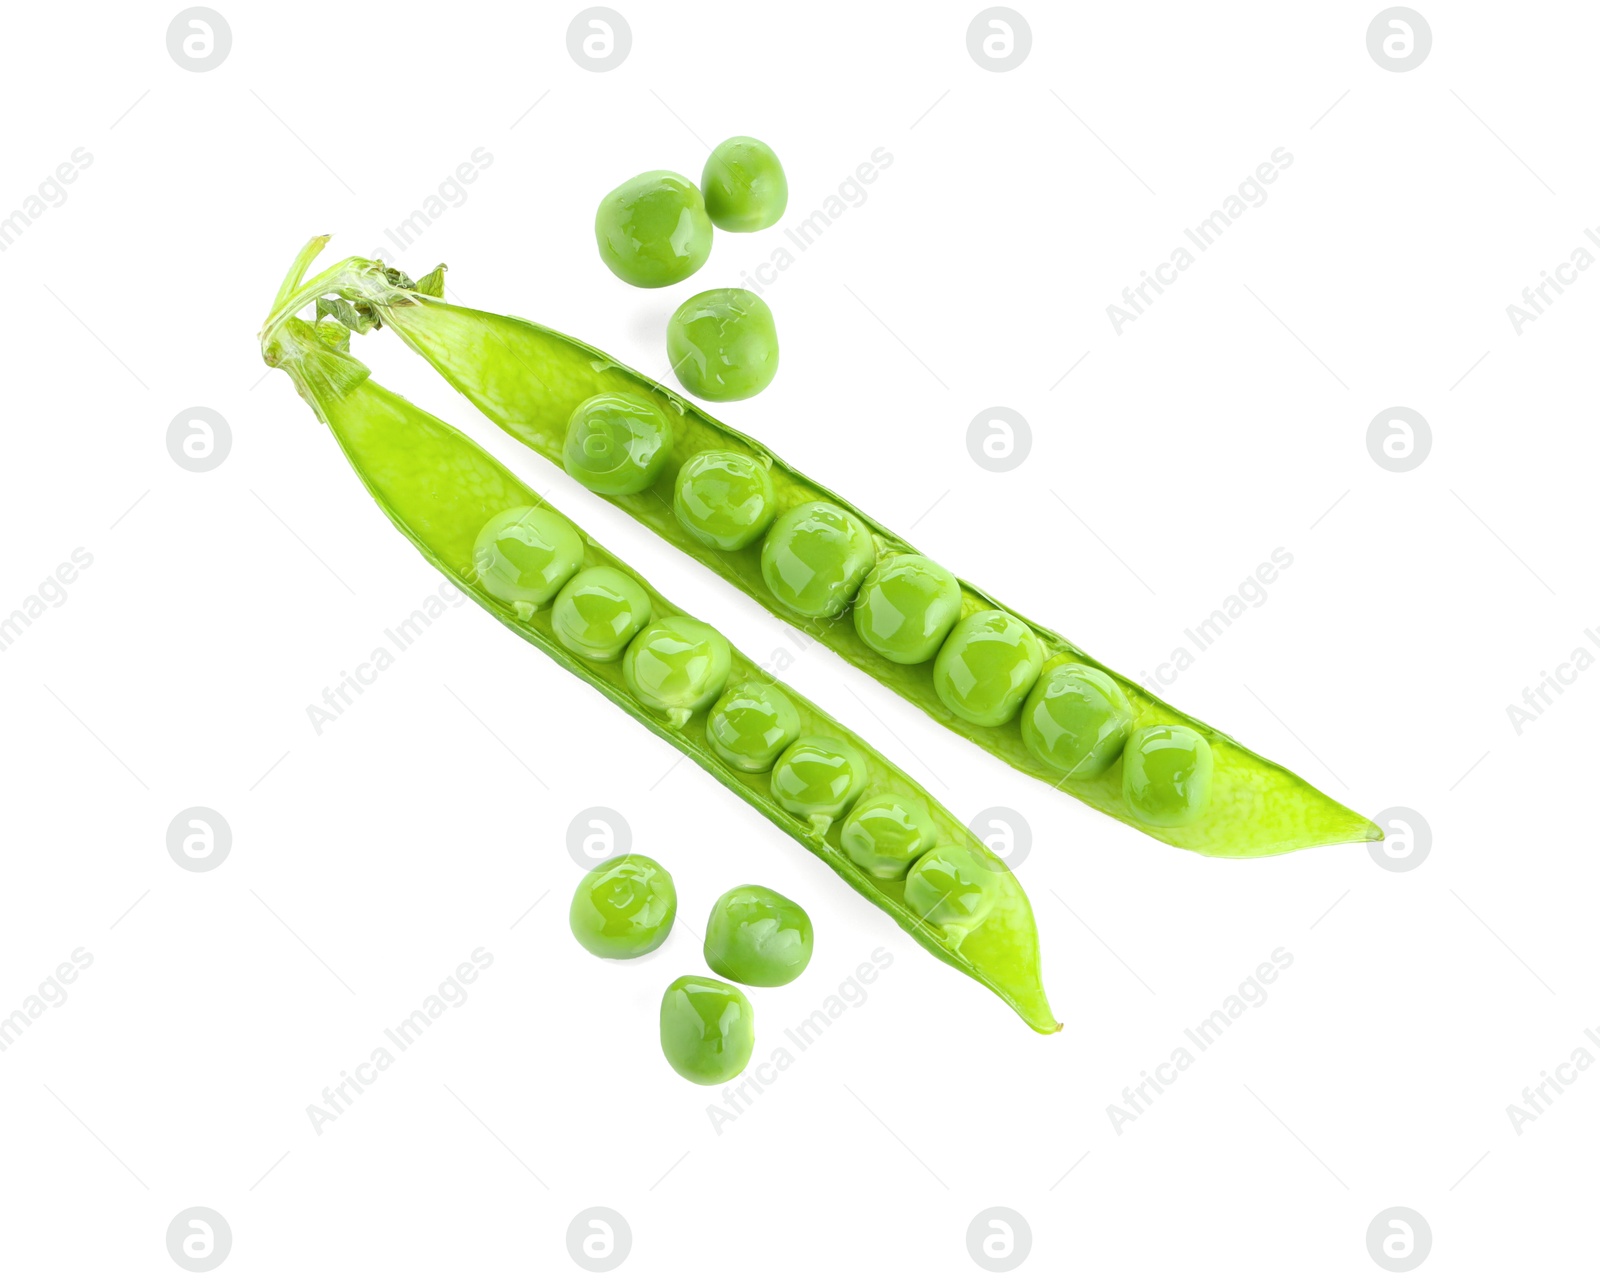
[
  {"xmin": 259, "ymin": 258, "xmax": 1058, "ymax": 1034},
  {"xmin": 269, "ymin": 241, "xmax": 1380, "ymax": 859}
]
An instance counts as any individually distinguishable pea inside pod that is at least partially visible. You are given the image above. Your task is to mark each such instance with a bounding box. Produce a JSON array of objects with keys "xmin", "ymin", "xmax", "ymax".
[
  {"xmin": 674, "ymin": 450, "xmax": 776, "ymax": 550},
  {"xmin": 760, "ymin": 501, "xmax": 876, "ymax": 618},
  {"xmin": 1122, "ymin": 725, "xmax": 1215, "ymax": 827},
  {"xmin": 563, "ymin": 392, "xmax": 672, "ymax": 496},
  {"xmin": 707, "ymin": 681, "xmax": 801, "ymax": 772},
  {"xmin": 1021, "ymin": 662, "xmax": 1134, "ymax": 779},
  {"xmin": 933, "ymin": 610, "xmax": 1044, "ymax": 728},
  {"xmin": 623, "ymin": 615, "xmax": 732, "ymax": 727},
  {"xmin": 473, "ymin": 506, "xmax": 584, "ymax": 618},
  {"xmin": 905, "ymin": 844, "xmax": 1000, "ymax": 944},
  {"xmin": 771, "ymin": 736, "xmax": 869, "ymax": 836},
  {"xmin": 841, "ymin": 792, "xmax": 938, "ymax": 880},
  {"xmin": 853, "ymin": 554, "xmax": 963, "ymax": 664},
  {"xmin": 552, "ymin": 566, "xmax": 652, "ymax": 662}
]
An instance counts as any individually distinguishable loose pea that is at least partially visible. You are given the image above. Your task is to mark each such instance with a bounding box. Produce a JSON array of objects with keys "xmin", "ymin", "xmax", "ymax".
[
  {"xmin": 703, "ymin": 884, "xmax": 813, "ymax": 987},
  {"xmin": 760, "ymin": 501, "xmax": 876, "ymax": 618},
  {"xmin": 673, "ymin": 450, "xmax": 776, "ymax": 550},
  {"xmin": 770, "ymin": 735, "xmax": 868, "ymax": 836},
  {"xmin": 472, "ymin": 506, "xmax": 584, "ymax": 617},
  {"xmin": 569, "ymin": 855, "xmax": 677, "ymax": 959},
  {"xmin": 623, "ymin": 615, "xmax": 732, "ymax": 727},
  {"xmin": 551, "ymin": 566, "xmax": 652, "ymax": 662},
  {"xmin": 706, "ymin": 681, "xmax": 801, "ymax": 772},
  {"xmin": 562, "ymin": 392, "xmax": 672, "ymax": 496},
  {"xmin": 852, "ymin": 554, "xmax": 963, "ymax": 664},
  {"xmin": 701, "ymin": 136, "xmax": 788, "ymax": 232},
  {"xmin": 594, "ymin": 171, "xmax": 713, "ymax": 289},
  {"xmin": 666, "ymin": 288, "xmax": 779, "ymax": 401},
  {"xmin": 840, "ymin": 792, "xmax": 938, "ymax": 880},
  {"xmin": 1122, "ymin": 725, "xmax": 1215, "ymax": 827},
  {"xmin": 1021, "ymin": 662, "xmax": 1135, "ymax": 779},
  {"xmin": 904, "ymin": 845, "xmax": 998, "ymax": 939},
  {"xmin": 659, "ymin": 975, "xmax": 754, "ymax": 1085},
  {"xmin": 932, "ymin": 610, "xmax": 1044, "ymax": 728}
]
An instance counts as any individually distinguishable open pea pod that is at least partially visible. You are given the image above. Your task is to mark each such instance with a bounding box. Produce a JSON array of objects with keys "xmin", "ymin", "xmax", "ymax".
[
  {"xmin": 269, "ymin": 240, "xmax": 1380, "ymax": 859},
  {"xmin": 260, "ymin": 267, "xmax": 1058, "ymax": 1033}
]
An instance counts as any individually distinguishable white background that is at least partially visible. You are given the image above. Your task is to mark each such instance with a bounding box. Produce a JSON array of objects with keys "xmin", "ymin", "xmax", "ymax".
[{"xmin": 1, "ymin": 1, "xmax": 1593, "ymax": 1274}]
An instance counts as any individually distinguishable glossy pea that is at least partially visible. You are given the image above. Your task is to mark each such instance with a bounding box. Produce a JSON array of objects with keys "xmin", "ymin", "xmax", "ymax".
[
  {"xmin": 594, "ymin": 171, "xmax": 712, "ymax": 289},
  {"xmin": 701, "ymin": 137, "xmax": 788, "ymax": 232},
  {"xmin": 904, "ymin": 845, "xmax": 999, "ymax": 940},
  {"xmin": 770, "ymin": 735, "xmax": 868, "ymax": 835},
  {"xmin": 706, "ymin": 681, "xmax": 801, "ymax": 772},
  {"xmin": 622, "ymin": 615, "xmax": 732, "ymax": 727},
  {"xmin": 760, "ymin": 501, "xmax": 876, "ymax": 618},
  {"xmin": 673, "ymin": 450, "xmax": 776, "ymax": 550},
  {"xmin": 932, "ymin": 610, "xmax": 1044, "ymax": 728},
  {"xmin": 1122, "ymin": 725, "xmax": 1215, "ymax": 827},
  {"xmin": 853, "ymin": 554, "xmax": 963, "ymax": 664},
  {"xmin": 703, "ymin": 884, "xmax": 813, "ymax": 987},
  {"xmin": 840, "ymin": 792, "xmax": 938, "ymax": 880},
  {"xmin": 551, "ymin": 566, "xmax": 652, "ymax": 662},
  {"xmin": 659, "ymin": 975, "xmax": 754, "ymax": 1085},
  {"xmin": 569, "ymin": 855, "xmax": 677, "ymax": 959},
  {"xmin": 666, "ymin": 288, "xmax": 779, "ymax": 401},
  {"xmin": 1021, "ymin": 662, "xmax": 1135, "ymax": 779},
  {"xmin": 472, "ymin": 506, "xmax": 584, "ymax": 617},
  {"xmin": 563, "ymin": 392, "xmax": 672, "ymax": 496}
]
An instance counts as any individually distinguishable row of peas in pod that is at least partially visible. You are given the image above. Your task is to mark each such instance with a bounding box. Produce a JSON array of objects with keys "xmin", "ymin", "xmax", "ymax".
[
  {"xmin": 555, "ymin": 395, "xmax": 1216, "ymax": 830},
  {"xmin": 594, "ymin": 138, "xmax": 786, "ymax": 402},
  {"xmin": 569, "ymin": 854, "xmax": 812, "ymax": 1085},
  {"xmin": 472, "ymin": 502, "xmax": 1009, "ymax": 965}
]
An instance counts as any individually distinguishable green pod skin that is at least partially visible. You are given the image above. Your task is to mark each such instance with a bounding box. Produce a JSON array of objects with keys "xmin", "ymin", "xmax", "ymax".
[
  {"xmin": 703, "ymin": 885, "xmax": 813, "ymax": 987},
  {"xmin": 260, "ymin": 258, "xmax": 1057, "ymax": 1033},
  {"xmin": 660, "ymin": 976, "xmax": 754, "ymax": 1085},
  {"xmin": 569, "ymin": 855, "xmax": 677, "ymax": 959},
  {"xmin": 551, "ymin": 566, "xmax": 652, "ymax": 662},
  {"xmin": 277, "ymin": 246, "xmax": 1381, "ymax": 859}
]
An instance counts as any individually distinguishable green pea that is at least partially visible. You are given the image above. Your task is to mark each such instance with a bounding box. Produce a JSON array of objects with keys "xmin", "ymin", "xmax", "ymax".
[
  {"xmin": 840, "ymin": 792, "xmax": 938, "ymax": 880},
  {"xmin": 660, "ymin": 975, "xmax": 754, "ymax": 1085},
  {"xmin": 701, "ymin": 136, "xmax": 788, "ymax": 232},
  {"xmin": 703, "ymin": 884, "xmax": 813, "ymax": 987},
  {"xmin": 760, "ymin": 501, "xmax": 876, "ymax": 618},
  {"xmin": 562, "ymin": 392, "xmax": 672, "ymax": 496},
  {"xmin": 594, "ymin": 171, "xmax": 713, "ymax": 289},
  {"xmin": 472, "ymin": 506, "xmax": 584, "ymax": 618},
  {"xmin": 1122, "ymin": 725, "xmax": 1215, "ymax": 827},
  {"xmin": 673, "ymin": 450, "xmax": 776, "ymax": 550},
  {"xmin": 904, "ymin": 845, "xmax": 998, "ymax": 941},
  {"xmin": 706, "ymin": 681, "xmax": 801, "ymax": 772},
  {"xmin": 551, "ymin": 567, "xmax": 652, "ymax": 662},
  {"xmin": 852, "ymin": 554, "xmax": 962, "ymax": 664},
  {"xmin": 569, "ymin": 855, "xmax": 677, "ymax": 959},
  {"xmin": 932, "ymin": 610, "xmax": 1044, "ymax": 728},
  {"xmin": 666, "ymin": 288, "xmax": 779, "ymax": 401},
  {"xmin": 622, "ymin": 615, "xmax": 732, "ymax": 727},
  {"xmin": 1021, "ymin": 662, "xmax": 1135, "ymax": 779},
  {"xmin": 770, "ymin": 735, "xmax": 869, "ymax": 836}
]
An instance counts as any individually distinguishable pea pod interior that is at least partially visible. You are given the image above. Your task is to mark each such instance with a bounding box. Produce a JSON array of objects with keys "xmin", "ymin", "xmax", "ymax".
[
  {"xmin": 296, "ymin": 254, "xmax": 1378, "ymax": 859},
  {"xmin": 261, "ymin": 309, "xmax": 1058, "ymax": 1033}
]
